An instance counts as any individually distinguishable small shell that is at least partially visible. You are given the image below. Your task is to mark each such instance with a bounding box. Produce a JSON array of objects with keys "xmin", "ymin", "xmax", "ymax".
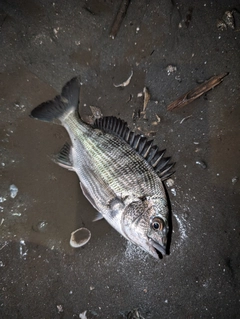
[{"xmin": 70, "ymin": 227, "xmax": 91, "ymax": 248}]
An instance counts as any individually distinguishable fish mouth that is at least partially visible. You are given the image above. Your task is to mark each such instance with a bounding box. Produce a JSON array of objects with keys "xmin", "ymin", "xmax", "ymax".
[{"xmin": 148, "ymin": 238, "xmax": 166, "ymax": 258}]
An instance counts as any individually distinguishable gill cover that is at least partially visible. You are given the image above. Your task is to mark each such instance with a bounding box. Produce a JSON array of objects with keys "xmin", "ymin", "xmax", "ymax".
[{"xmin": 121, "ymin": 199, "xmax": 168, "ymax": 259}]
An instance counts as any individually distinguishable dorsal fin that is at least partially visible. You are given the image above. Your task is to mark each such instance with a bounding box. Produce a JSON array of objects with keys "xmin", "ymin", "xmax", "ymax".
[{"xmin": 93, "ymin": 116, "xmax": 175, "ymax": 181}]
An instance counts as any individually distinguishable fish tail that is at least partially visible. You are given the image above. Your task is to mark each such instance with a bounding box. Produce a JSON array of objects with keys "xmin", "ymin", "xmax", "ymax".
[{"xmin": 30, "ymin": 77, "xmax": 80, "ymax": 124}]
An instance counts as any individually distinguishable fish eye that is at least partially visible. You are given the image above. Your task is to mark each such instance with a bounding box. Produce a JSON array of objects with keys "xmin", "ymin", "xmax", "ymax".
[{"xmin": 151, "ymin": 217, "xmax": 164, "ymax": 231}]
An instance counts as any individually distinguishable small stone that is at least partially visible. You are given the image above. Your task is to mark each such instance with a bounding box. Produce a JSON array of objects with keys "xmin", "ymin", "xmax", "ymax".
[
  {"xmin": 196, "ymin": 160, "xmax": 207, "ymax": 169},
  {"xmin": 10, "ymin": 184, "xmax": 18, "ymax": 198},
  {"xmin": 32, "ymin": 221, "xmax": 48, "ymax": 232},
  {"xmin": 166, "ymin": 178, "xmax": 174, "ymax": 187},
  {"xmin": 0, "ymin": 197, "xmax": 6, "ymax": 203},
  {"xmin": 57, "ymin": 305, "xmax": 63, "ymax": 313}
]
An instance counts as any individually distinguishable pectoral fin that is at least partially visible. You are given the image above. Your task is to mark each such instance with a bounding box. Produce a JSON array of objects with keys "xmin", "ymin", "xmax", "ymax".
[
  {"xmin": 54, "ymin": 142, "xmax": 74, "ymax": 170},
  {"xmin": 92, "ymin": 212, "xmax": 104, "ymax": 222},
  {"xmin": 80, "ymin": 182, "xmax": 99, "ymax": 212}
]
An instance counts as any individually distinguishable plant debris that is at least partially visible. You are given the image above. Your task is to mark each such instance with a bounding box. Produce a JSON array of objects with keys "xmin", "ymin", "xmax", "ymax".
[
  {"xmin": 217, "ymin": 19, "xmax": 227, "ymax": 31},
  {"xmin": 166, "ymin": 178, "xmax": 174, "ymax": 188},
  {"xmin": 151, "ymin": 114, "xmax": 161, "ymax": 126},
  {"xmin": 82, "ymin": 106, "xmax": 103, "ymax": 125},
  {"xmin": 136, "ymin": 127, "xmax": 157, "ymax": 137},
  {"xmin": 110, "ymin": 0, "xmax": 131, "ymax": 39},
  {"xmin": 132, "ymin": 109, "xmax": 140, "ymax": 122},
  {"xmin": 167, "ymin": 73, "xmax": 228, "ymax": 111},
  {"xmin": 127, "ymin": 309, "xmax": 145, "ymax": 319},
  {"xmin": 89, "ymin": 106, "xmax": 103, "ymax": 119},
  {"xmin": 113, "ymin": 70, "xmax": 133, "ymax": 88},
  {"xmin": 166, "ymin": 65, "xmax": 177, "ymax": 75},
  {"xmin": 223, "ymin": 10, "xmax": 235, "ymax": 29},
  {"xmin": 196, "ymin": 160, "xmax": 207, "ymax": 169},
  {"xmin": 126, "ymin": 94, "xmax": 133, "ymax": 103},
  {"xmin": 57, "ymin": 305, "xmax": 64, "ymax": 314},
  {"xmin": 180, "ymin": 115, "xmax": 192, "ymax": 124},
  {"xmin": 217, "ymin": 10, "xmax": 235, "ymax": 30},
  {"xmin": 79, "ymin": 310, "xmax": 88, "ymax": 319},
  {"xmin": 140, "ymin": 87, "xmax": 150, "ymax": 118}
]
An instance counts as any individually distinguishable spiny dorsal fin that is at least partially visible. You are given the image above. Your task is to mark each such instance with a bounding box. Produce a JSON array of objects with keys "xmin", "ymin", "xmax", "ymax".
[{"xmin": 93, "ymin": 116, "xmax": 175, "ymax": 180}]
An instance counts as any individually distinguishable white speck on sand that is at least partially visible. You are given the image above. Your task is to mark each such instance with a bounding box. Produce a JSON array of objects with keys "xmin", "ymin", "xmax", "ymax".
[
  {"xmin": 124, "ymin": 241, "xmax": 148, "ymax": 261},
  {"xmin": 79, "ymin": 310, "xmax": 87, "ymax": 319}
]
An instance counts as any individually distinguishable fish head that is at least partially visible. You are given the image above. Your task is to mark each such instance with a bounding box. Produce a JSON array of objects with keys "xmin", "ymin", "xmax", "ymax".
[{"xmin": 121, "ymin": 197, "xmax": 169, "ymax": 259}]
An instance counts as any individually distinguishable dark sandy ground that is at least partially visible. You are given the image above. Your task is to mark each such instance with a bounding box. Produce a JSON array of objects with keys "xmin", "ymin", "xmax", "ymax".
[{"xmin": 0, "ymin": 1, "xmax": 240, "ymax": 318}]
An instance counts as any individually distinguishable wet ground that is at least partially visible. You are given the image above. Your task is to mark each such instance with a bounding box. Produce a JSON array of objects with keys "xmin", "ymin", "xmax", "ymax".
[{"xmin": 0, "ymin": 0, "xmax": 240, "ymax": 318}]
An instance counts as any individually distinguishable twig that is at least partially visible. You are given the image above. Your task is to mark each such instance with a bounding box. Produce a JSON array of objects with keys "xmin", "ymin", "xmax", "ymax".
[
  {"xmin": 0, "ymin": 242, "xmax": 8, "ymax": 251},
  {"xmin": 167, "ymin": 73, "xmax": 228, "ymax": 111},
  {"xmin": 110, "ymin": 0, "xmax": 131, "ymax": 39},
  {"xmin": 140, "ymin": 87, "xmax": 150, "ymax": 118},
  {"xmin": 113, "ymin": 70, "xmax": 133, "ymax": 87},
  {"xmin": 180, "ymin": 115, "xmax": 192, "ymax": 124}
]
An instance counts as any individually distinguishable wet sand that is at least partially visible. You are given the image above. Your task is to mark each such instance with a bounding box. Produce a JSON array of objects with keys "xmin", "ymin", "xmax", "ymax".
[{"xmin": 0, "ymin": 1, "xmax": 240, "ymax": 318}]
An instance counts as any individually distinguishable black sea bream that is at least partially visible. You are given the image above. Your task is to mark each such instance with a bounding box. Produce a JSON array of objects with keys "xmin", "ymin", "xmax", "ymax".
[{"xmin": 30, "ymin": 77, "xmax": 174, "ymax": 259}]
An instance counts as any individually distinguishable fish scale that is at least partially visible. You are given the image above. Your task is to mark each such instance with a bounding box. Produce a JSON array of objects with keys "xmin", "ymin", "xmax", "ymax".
[{"xmin": 66, "ymin": 115, "xmax": 163, "ymax": 201}]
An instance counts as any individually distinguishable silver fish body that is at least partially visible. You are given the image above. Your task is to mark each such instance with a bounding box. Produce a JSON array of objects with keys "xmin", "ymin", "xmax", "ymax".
[{"xmin": 30, "ymin": 77, "xmax": 174, "ymax": 259}]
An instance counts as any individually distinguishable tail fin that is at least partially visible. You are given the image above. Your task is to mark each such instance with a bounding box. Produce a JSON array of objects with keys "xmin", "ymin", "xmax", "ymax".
[{"xmin": 30, "ymin": 77, "xmax": 80, "ymax": 124}]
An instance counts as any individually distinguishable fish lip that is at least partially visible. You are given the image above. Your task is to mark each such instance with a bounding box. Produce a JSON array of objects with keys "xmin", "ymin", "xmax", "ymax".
[{"xmin": 148, "ymin": 238, "xmax": 166, "ymax": 258}]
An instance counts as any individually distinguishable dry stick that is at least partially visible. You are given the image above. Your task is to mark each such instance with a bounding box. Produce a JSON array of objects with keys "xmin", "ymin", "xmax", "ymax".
[
  {"xmin": 167, "ymin": 73, "xmax": 228, "ymax": 111},
  {"xmin": 110, "ymin": 0, "xmax": 131, "ymax": 39}
]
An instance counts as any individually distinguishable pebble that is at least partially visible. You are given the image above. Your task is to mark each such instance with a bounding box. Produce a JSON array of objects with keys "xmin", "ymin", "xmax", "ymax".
[
  {"xmin": 10, "ymin": 184, "xmax": 18, "ymax": 198},
  {"xmin": 232, "ymin": 177, "xmax": 238, "ymax": 185},
  {"xmin": 196, "ymin": 160, "xmax": 207, "ymax": 169}
]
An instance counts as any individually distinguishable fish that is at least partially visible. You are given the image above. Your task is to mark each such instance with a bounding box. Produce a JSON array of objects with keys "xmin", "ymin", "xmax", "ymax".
[{"xmin": 30, "ymin": 77, "xmax": 174, "ymax": 259}]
